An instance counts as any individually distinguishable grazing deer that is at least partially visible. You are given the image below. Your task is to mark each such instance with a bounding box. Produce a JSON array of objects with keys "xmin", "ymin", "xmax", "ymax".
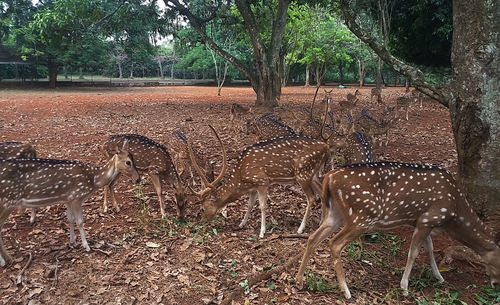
[
  {"xmin": 170, "ymin": 130, "xmax": 214, "ymax": 186},
  {"xmin": 0, "ymin": 142, "xmax": 38, "ymax": 223},
  {"xmin": 246, "ymin": 113, "xmax": 297, "ymax": 141},
  {"xmin": 355, "ymin": 107, "xmax": 397, "ymax": 146},
  {"xmin": 102, "ymin": 134, "xmax": 187, "ymax": 219},
  {"xmin": 339, "ymin": 90, "xmax": 360, "ymax": 117},
  {"xmin": 295, "ymin": 162, "xmax": 500, "ymax": 299},
  {"xmin": 190, "ymin": 126, "xmax": 330, "ymax": 238},
  {"xmin": 0, "ymin": 141, "xmax": 139, "ymax": 267},
  {"xmin": 371, "ymin": 87, "xmax": 382, "ymax": 103},
  {"xmin": 411, "ymin": 88, "xmax": 424, "ymax": 109},
  {"xmin": 230, "ymin": 103, "xmax": 251, "ymax": 122}
]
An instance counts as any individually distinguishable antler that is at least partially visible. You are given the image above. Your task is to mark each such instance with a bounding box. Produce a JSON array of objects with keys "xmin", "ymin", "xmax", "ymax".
[{"xmin": 187, "ymin": 125, "xmax": 227, "ymax": 197}]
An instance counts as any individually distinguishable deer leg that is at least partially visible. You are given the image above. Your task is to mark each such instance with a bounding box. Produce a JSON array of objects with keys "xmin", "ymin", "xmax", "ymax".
[
  {"xmin": 295, "ymin": 202, "xmax": 343, "ymax": 289},
  {"xmin": 65, "ymin": 203, "xmax": 77, "ymax": 245},
  {"xmin": 400, "ymin": 226, "xmax": 432, "ymax": 294},
  {"xmin": 149, "ymin": 173, "xmax": 166, "ymax": 218},
  {"xmin": 329, "ymin": 225, "xmax": 366, "ymax": 299},
  {"xmin": 0, "ymin": 207, "xmax": 15, "ymax": 266},
  {"xmin": 423, "ymin": 235, "xmax": 445, "ymax": 283},
  {"xmin": 297, "ymin": 179, "xmax": 316, "ymax": 234},
  {"xmin": 29, "ymin": 208, "xmax": 36, "ymax": 224},
  {"xmin": 257, "ymin": 188, "xmax": 269, "ymax": 238},
  {"xmin": 69, "ymin": 200, "xmax": 90, "ymax": 251},
  {"xmin": 406, "ymin": 108, "xmax": 409, "ymax": 121},
  {"xmin": 240, "ymin": 190, "xmax": 257, "ymax": 228},
  {"xmin": 103, "ymin": 173, "xmax": 121, "ymax": 213}
]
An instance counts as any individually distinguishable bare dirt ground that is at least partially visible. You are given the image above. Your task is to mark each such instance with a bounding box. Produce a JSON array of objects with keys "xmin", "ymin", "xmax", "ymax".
[{"xmin": 0, "ymin": 85, "xmax": 495, "ymax": 304}]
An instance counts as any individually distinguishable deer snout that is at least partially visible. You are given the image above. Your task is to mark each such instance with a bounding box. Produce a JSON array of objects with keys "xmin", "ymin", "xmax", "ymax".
[{"xmin": 491, "ymin": 279, "xmax": 499, "ymax": 289}]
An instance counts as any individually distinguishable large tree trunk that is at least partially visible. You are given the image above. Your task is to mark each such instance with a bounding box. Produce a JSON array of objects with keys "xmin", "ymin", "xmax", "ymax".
[
  {"xmin": 47, "ymin": 58, "xmax": 58, "ymax": 89},
  {"xmin": 450, "ymin": 0, "xmax": 500, "ymax": 231}
]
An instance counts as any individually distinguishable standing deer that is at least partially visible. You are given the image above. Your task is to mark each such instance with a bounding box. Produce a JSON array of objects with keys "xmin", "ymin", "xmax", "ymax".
[
  {"xmin": 396, "ymin": 93, "xmax": 412, "ymax": 121},
  {"xmin": 190, "ymin": 126, "xmax": 330, "ymax": 238},
  {"xmin": 246, "ymin": 113, "xmax": 297, "ymax": 140},
  {"xmin": 0, "ymin": 141, "xmax": 139, "ymax": 266},
  {"xmin": 229, "ymin": 103, "xmax": 251, "ymax": 122},
  {"xmin": 295, "ymin": 162, "xmax": 500, "ymax": 299},
  {"xmin": 411, "ymin": 88, "xmax": 424, "ymax": 109},
  {"xmin": 355, "ymin": 107, "xmax": 397, "ymax": 146},
  {"xmin": 371, "ymin": 87, "xmax": 382, "ymax": 103},
  {"xmin": 102, "ymin": 134, "xmax": 187, "ymax": 219},
  {"xmin": 339, "ymin": 90, "xmax": 360, "ymax": 117},
  {"xmin": 0, "ymin": 142, "xmax": 38, "ymax": 223}
]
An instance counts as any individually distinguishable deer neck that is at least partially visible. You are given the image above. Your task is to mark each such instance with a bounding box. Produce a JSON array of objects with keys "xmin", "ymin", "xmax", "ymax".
[
  {"xmin": 94, "ymin": 155, "xmax": 120, "ymax": 188},
  {"xmin": 448, "ymin": 208, "xmax": 498, "ymax": 257},
  {"xmin": 212, "ymin": 175, "xmax": 243, "ymax": 212}
]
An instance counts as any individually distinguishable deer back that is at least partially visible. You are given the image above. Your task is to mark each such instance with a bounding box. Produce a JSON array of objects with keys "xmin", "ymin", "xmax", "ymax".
[
  {"xmin": 341, "ymin": 132, "xmax": 373, "ymax": 164},
  {"xmin": 0, "ymin": 142, "xmax": 37, "ymax": 159},
  {"xmin": 103, "ymin": 134, "xmax": 177, "ymax": 181},
  {"xmin": 246, "ymin": 113, "xmax": 297, "ymax": 140},
  {"xmin": 0, "ymin": 159, "xmax": 96, "ymax": 209}
]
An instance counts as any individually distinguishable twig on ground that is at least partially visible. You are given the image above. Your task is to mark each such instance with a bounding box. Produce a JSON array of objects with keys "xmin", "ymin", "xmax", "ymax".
[{"xmin": 16, "ymin": 252, "xmax": 33, "ymax": 286}]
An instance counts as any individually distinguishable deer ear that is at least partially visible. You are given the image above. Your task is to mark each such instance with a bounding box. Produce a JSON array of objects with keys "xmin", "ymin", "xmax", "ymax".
[
  {"xmin": 109, "ymin": 143, "xmax": 121, "ymax": 155},
  {"xmin": 121, "ymin": 139, "xmax": 130, "ymax": 151}
]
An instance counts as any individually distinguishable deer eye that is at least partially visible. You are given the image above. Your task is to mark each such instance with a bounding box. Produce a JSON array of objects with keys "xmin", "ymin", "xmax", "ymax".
[{"xmin": 126, "ymin": 161, "xmax": 131, "ymax": 166}]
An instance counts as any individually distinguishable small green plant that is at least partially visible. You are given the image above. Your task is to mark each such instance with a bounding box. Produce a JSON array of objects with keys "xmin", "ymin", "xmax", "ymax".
[
  {"xmin": 410, "ymin": 267, "xmax": 444, "ymax": 290},
  {"xmin": 239, "ymin": 279, "xmax": 250, "ymax": 294},
  {"xmin": 345, "ymin": 240, "xmax": 364, "ymax": 260},
  {"xmin": 475, "ymin": 284, "xmax": 500, "ymax": 305},
  {"xmin": 415, "ymin": 288, "xmax": 467, "ymax": 305},
  {"xmin": 267, "ymin": 281, "xmax": 275, "ymax": 290},
  {"xmin": 305, "ymin": 271, "xmax": 335, "ymax": 293}
]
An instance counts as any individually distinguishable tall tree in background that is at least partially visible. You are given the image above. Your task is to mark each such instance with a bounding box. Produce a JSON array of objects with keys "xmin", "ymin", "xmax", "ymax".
[
  {"xmin": 340, "ymin": 0, "xmax": 500, "ymax": 231},
  {"xmin": 165, "ymin": 0, "xmax": 290, "ymax": 107}
]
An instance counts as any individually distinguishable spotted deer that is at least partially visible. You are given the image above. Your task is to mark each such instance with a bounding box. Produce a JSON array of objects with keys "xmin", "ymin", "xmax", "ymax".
[
  {"xmin": 411, "ymin": 88, "xmax": 424, "ymax": 109},
  {"xmin": 295, "ymin": 162, "xmax": 500, "ymax": 299},
  {"xmin": 396, "ymin": 93, "xmax": 412, "ymax": 121},
  {"xmin": 0, "ymin": 141, "xmax": 139, "ymax": 266},
  {"xmin": 189, "ymin": 126, "xmax": 330, "ymax": 238},
  {"xmin": 102, "ymin": 134, "xmax": 187, "ymax": 219},
  {"xmin": 0, "ymin": 142, "xmax": 38, "ymax": 223},
  {"xmin": 371, "ymin": 87, "xmax": 382, "ymax": 103},
  {"xmin": 246, "ymin": 113, "xmax": 297, "ymax": 140},
  {"xmin": 339, "ymin": 90, "xmax": 360, "ymax": 117},
  {"xmin": 338, "ymin": 131, "xmax": 374, "ymax": 165},
  {"xmin": 229, "ymin": 103, "xmax": 251, "ymax": 122},
  {"xmin": 355, "ymin": 107, "xmax": 397, "ymax": 146},
  {"xmin": 170, "ymin": 130, "xmax": 214, "ymax": 186}
]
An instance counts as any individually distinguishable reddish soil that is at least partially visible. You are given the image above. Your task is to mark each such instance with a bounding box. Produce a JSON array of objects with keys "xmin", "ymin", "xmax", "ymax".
[{"xmin": 0, "ymin": 85, "xmax": 494, "ymax": 304}]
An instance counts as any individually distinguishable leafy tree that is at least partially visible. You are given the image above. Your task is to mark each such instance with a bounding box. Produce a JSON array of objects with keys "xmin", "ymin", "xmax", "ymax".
[{"xmin": 164, "ymin": 0, "xmax": 290, "ymax": 107}]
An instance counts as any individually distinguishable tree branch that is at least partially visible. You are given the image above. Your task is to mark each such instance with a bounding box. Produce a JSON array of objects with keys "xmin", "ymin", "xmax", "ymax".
[{"xmin": 339, "ymin": 0, "xmax": 451, "ymax": 107}]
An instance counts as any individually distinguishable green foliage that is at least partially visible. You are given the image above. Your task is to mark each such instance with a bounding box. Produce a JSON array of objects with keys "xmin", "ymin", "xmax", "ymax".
[
  {"xmin": 415, "ymin": 288, "xmax": 467, "ymax": 305},
  {"xmin": 305, "ymin": 271, "xmax": 336, "ymax": 293},
  {"xmin": 475, "ymin": 285, "xmax": 500, "ymax": 305}
]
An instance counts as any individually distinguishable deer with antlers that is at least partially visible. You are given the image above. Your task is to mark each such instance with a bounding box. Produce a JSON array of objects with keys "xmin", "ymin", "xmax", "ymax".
[
  {"xmin": 0, "ymin": 142, "xmax": 38, "ymax": 223},
  {"xmin": 169, "ymin": 130, "xmax": 214, "ymax": 186},
  {"xmin": 0, "ymin": 140, "xmax": 139, "ymax": 266},
  {"xmin": 295, "ymin": 162, "xmax": 500, "ymax": 299},
  {"xmin": 246, "ymin": 113, "xmax": 297, "ymax": 140},
  {"xmin": 189, "ymin": 126, "xmax": 330, "ymax": 238},
  {"xmin": 102, "ymin": 134, "xmax": 187, "ymax": 219}
]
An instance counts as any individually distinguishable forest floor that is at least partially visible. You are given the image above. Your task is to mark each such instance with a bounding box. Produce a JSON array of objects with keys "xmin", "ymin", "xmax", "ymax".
[{"xmin": 0, "ymin": 85, "xmax": 497, "ymax": 305}]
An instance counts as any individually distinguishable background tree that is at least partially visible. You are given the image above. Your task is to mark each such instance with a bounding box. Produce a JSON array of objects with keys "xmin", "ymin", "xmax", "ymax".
[{"xmin": 340, "ymin": 0, "xmax": 500, "ymax": 231}]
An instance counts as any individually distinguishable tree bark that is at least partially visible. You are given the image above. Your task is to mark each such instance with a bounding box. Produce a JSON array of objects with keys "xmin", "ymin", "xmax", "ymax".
[
  {"xmin": 450, "ymin": 0, "xmax": 500, "ymax": 230},
  {"xmin": 47, "ymin": 57, "xmax": 58, "ymax": 89},
  {"xmin": 305, "ymin": 64, "xmax": 310, "ymax": 87}
]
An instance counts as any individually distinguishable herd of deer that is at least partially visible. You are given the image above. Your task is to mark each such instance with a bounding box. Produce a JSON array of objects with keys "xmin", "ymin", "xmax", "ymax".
[{"xmin": 0, "ymin": 87, "xmax": 498, "ymax": 299}]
